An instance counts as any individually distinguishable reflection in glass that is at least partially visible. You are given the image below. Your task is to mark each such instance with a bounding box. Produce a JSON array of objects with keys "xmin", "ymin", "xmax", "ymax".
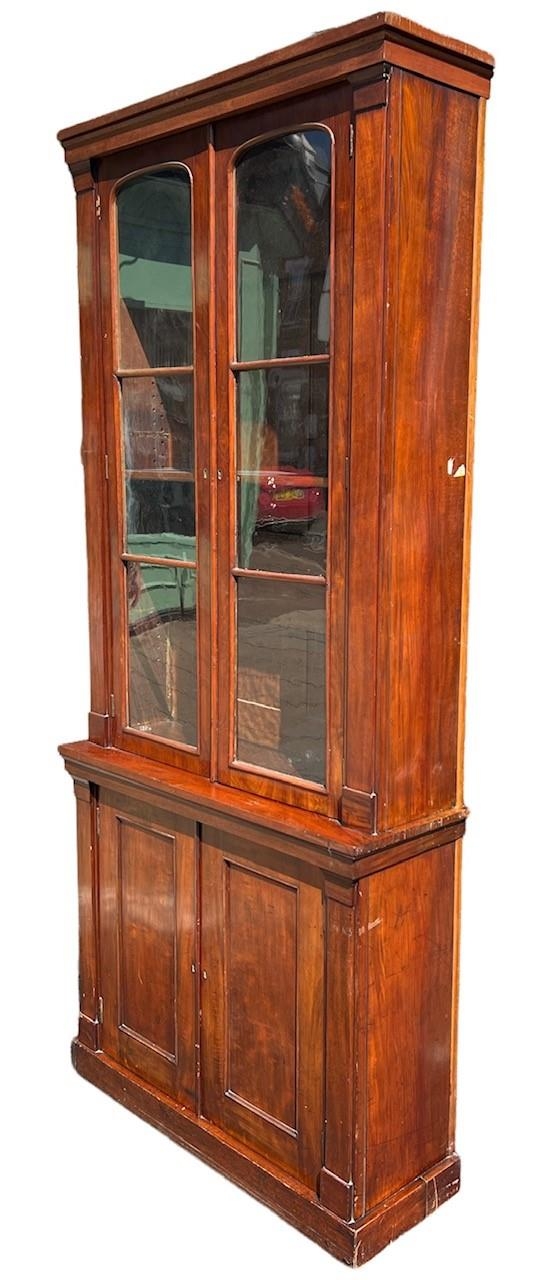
[
  {"xmin": 122, "ymin": 375, "xmax": 193, "ymax": 472},
  {"xmin": 236, "ymin": 130, "xmax": 331, "ymax": 361},
  {"xmin": 127, "ymin": 561, "xmax": 197, "ymax": 746},
  {"xmin": 236, "ymin": 365, "xmax": 328, "ymax": 573},
  {"xmin": 117, "ymin": 168, "xmax": 192, "ymax": 368},
  {"xmin": 122, "ymin": 374, "xmax": 196, "ymax": 562},
  {"xmin": 126, "ymin": 480, "xmax": 195, "ymax": 561},
  {"xmin": 236, "ymin": 578, "xmax": 325, "ymax": 783}
]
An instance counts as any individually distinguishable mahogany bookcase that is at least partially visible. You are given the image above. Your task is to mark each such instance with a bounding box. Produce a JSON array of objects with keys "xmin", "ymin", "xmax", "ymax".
[{"xmin": 58, "ymin": 12, "xmax": 493, "ymax": 1265}]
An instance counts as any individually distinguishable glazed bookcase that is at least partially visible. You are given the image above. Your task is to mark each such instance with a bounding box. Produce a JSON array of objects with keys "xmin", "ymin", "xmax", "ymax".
[{"xmin": 58, "ymin": 12, "xmax": 493, "ymax": 1265}]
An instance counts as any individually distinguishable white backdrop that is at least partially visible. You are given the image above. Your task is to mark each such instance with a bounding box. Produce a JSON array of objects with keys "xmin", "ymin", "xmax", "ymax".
[{"xmin": 1, "ymin": 3, "xmax": 534, "ymax": 1277}]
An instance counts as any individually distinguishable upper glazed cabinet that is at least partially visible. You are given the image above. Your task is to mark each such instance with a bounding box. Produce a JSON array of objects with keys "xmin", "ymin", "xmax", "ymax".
[
  {"xmin": 98, "ymin": 91, "xmax": 352, "ymax": 816},
  {"xmin": 60, "ymin": 13, "xmax": 493, "ymax": 1267}
]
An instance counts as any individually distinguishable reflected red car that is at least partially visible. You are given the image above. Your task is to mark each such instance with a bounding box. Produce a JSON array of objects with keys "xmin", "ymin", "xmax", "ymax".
[{"xmin": 255, "ymin": 468, "xmax": 326, "ymax": 527}]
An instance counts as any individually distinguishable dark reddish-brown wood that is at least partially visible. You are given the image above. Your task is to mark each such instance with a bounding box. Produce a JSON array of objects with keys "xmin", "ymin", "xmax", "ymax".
[
  {"xmin": 74, "ymin": 166, "xmax": 112, "ymax": 747},
  {"xmin": 374, "ymin": 71, "xmax": 480, "ymax": 831},
  {"xmin": 364, "ymin": 844, "xmax": 456, "ymax": 1208},
  {"xmin": 73, "ymin": 778, "xmax": 100, "ymax": 1049},
  {"xmin": 320, "ymin": 877, "xmax": 356, "ymax": 1219},
  {"xmin": 59, "ymin": 13, "xmax": 492, "ymax": 1266},
  {"xmin": 99, "ymin": 791, "xmax": 198, "ymax": 1105},
  {"xmin": 343, "ymin": 76, "xmax": 388, "ymax": 816},
  {"xmin": 200, "ymin": 827, "xmax": 323, "ymax": 1187}
]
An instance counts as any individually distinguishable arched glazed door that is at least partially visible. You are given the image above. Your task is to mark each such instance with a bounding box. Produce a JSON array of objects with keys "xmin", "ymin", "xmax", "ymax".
[{"xmin": 214, "ymin": 87, "xmax": 353, "ymax": 817}]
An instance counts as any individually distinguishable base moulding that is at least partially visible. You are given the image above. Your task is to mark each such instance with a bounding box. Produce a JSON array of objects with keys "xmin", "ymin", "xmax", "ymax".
[{"xmin": 72, "ymin": 1038, "xmax": 461, "ymax": 1266}]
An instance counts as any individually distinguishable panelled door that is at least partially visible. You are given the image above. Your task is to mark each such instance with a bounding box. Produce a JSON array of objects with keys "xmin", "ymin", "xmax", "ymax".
[
  {"xmin": 213, "ymin": 87, "xmax": 353, "ymax": 817},
  {"xmin": 200, "ymin": 827, "xmax": 324, "ymax": 1187},
  {"xmin": 99, "ymin": 790, "xmax": 197, "ymax": 1107}
]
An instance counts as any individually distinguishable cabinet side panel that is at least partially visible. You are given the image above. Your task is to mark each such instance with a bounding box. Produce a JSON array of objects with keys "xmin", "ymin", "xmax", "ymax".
[
  {"xmin": 376, "ymin": 74, "xmax": 479, "ymax": 829},
  {"xmin": 344, "ymin": 98, "xmax": 386, "ymax": 803},
  {"xmin": 364, "ymin": 843, "xmax": 455, "ymax": 1209}
]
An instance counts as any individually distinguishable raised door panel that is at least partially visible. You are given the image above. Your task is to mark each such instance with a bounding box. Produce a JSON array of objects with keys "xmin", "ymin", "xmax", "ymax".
[
  {"xmin": 99, "ymin": 792, "xmax": 197, "ymax": 1106},
  {"xmin": 200, "ymin": 827, "xmax": 324, "ymax": 1188}
]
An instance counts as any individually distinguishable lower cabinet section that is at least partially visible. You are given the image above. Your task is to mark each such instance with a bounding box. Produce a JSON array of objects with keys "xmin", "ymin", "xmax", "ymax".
[
  {"xmin": 97, "ymin": 793, "xmax": 324, "ymax": 1187},
  {"xmin": 70, "ymin": 770, "xmax": 462, "ymax": 1264}
]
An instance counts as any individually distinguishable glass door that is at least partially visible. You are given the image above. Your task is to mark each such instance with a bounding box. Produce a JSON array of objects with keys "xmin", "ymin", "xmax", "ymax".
[
  {"xmin": 214, "ymin": 89, "xmax": 352, "ymax": 816},
  {"xmin": 98, "ymin": 132, "xmax": 211, "ymax": 773}
]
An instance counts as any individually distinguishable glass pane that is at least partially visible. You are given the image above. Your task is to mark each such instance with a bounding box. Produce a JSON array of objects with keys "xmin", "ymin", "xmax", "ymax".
[
  {"xmin": 127, "ymin": 561, "xmax": 197, "ymax": 746},
  {"xmin": 236, "ymin": 130, "xmax": 331, "ymax": 360},
  {"xmin": 236, "ymin": 578, "xmax": 325, "ymax": 783},
  {"xmin": 117, "ymin": 168, "xmax": 192, "ymax": 368},
  {"xmin": 122, "ymin": 375, "xmax": 193, "ymax": 472},
  {"xmin": 126, "ymin": 480, "xmax": 195, "ymax": 561},
  {"xmin": 236, "ymin": 365, "xmax": 328, "ymax": 573}
]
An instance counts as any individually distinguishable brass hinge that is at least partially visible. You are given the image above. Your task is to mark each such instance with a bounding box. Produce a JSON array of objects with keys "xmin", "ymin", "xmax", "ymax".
[
  {"xmin": 104, "ymin": 453, "xmax": 109, "ymax": 481},
  {"xmin": 349, "ymin": 121, "xmax": 354, "ymax": 158},
  {"xmin": 344, "ymin": 456, "xmax": 350, "ymax": 490},
  {"xmin": 109, "ymin": 692, "xmax": 116, "ymax": 718},
  {"xmin": 97, "ymin": 995, "xmax": 104, "ymax": 1024},
  {"xmin": 95, "ymin": 193, "xmax": 102, "ymax": 220}
]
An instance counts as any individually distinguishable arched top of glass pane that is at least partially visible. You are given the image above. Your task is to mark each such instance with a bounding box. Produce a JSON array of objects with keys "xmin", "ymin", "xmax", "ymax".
[
  {"xmin": 235, "ymin": 129, "xmax": 331, "ymax": 362},
  {"xmin": 116, "ymin": 166, "xmax": 193, "ymax": 369}
]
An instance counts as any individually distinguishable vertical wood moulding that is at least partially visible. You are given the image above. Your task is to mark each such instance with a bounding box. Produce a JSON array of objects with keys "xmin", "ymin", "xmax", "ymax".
[
  {"xmin": 343, "ymin": 66, "xmax": 390, "ymax": 812},
  {"xmin": 319, "ymin": 878, "xmax": 356, "ymax": 1219},
  {"xmin": 448, "ymin": 838, "xmax": 463, "ymax": 1150},
  {"xmin": 456, "ymin": 96, "xmax": 487, "ymax": 806},
  {"xmin": 73, "ymin": 777, "xmax": 100, "ymax": 1048},
  {"xmin": 353, "ymin": 876, "xmax": 370, "ymax": 1220},
  {"xmin": 373, "ymin": 68, "xmax": 403, "ymax": 829},
  {"xmin": 207, "ymin": 124, "xmax": 219, "ymax": 782},
  {"xmin": 74, "ymin": 164, "xmax": 111, "ymax": 745}
]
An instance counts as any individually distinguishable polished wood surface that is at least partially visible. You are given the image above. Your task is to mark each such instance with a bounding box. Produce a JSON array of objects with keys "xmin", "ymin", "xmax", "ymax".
[
  {"xmin": 201, "ymin": 827, "xmax": 323, "ymax": 1186},
  {"xmin": 59, "ymin": 13, "xmax": 492, "ymax": 1266},
  {"xmin": 60, "ymin": 738, "xmax": 467, "ymax": 873},
  {"xmin": 365, "ymin": 844, "xmax": 455, "ymax": 1207},
  {"xmin": 73, "ymin": 779, "xmax": 100, "ymax": 1048},
  {"xmin": 374, "ymin": 72, "xmax": 480, "ymax": 830},
  {"xmin": 99, "ymin": 793, "xmax": 197, "ymax": 1105}
]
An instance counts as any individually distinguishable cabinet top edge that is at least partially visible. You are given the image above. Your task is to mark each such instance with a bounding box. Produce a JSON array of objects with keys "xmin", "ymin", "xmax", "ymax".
[{"xmin": 57, "ymin": 12, "xmax": 493, "ymax": 166}]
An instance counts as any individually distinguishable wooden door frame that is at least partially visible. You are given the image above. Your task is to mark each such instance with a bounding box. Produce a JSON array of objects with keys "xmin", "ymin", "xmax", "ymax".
[
  {"xmin": 213, "ymin": 86, "xmax": 353, "ymax": 817},
  {"xmin": 96, "ymin": 127, "xmax": 212, "ymax": 775}
]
